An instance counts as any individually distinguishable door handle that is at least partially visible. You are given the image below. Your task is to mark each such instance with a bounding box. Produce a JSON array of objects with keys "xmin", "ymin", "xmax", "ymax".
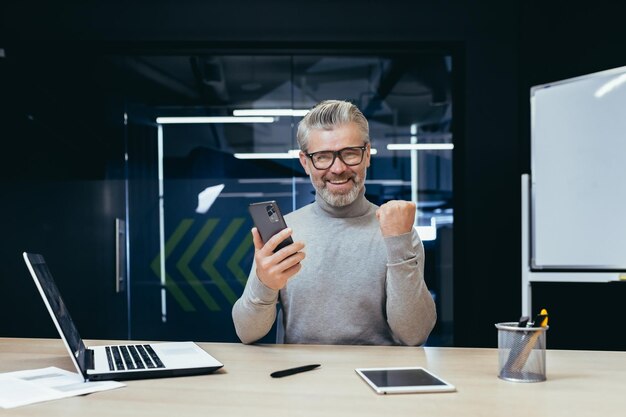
[{"xmin": 115, "ymin": 218, "xmax": 127, "ymax": 293}]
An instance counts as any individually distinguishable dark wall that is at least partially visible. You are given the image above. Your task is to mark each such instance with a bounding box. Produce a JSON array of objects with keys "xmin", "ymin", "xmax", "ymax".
[
  {"xmin": 1, "ymin": 0, "xmax": 625, "ymax": 349},
  {"xmin": 518, "ymin": 2, "xmax": 626, "ymax": 350}
]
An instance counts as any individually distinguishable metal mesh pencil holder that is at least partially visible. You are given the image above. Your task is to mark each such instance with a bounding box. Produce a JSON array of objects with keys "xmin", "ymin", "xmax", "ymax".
[{"xmin": 495, "ymin": 322, "xmax": 549, "ymax": 382}]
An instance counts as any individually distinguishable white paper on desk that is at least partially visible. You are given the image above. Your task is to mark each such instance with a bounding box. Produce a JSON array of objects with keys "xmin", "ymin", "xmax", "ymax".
[{"xmin": 0, "ymin": 366, "xmax": 125, "ymax": 409}]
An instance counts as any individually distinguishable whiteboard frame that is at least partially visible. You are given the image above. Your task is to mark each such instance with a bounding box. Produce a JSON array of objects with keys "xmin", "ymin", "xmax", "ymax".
[{"xmin": 530, "ymin": 66, "xmax": 626, "ymax": 270}]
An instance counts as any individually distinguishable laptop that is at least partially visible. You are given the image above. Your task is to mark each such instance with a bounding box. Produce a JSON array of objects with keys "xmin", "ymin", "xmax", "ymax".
[{"xmin": 23, "ymin": 252, "xmax": 224, "ymax": 381}]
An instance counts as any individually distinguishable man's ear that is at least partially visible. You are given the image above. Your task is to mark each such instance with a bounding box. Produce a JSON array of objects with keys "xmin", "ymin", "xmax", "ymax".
[{"xmin": 299, "ymin": 151, "xmax": 310, "ymax": 175}]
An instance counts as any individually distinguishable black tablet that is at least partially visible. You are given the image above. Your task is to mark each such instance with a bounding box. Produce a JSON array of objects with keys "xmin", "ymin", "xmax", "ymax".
[{"xmin": 355, "ymin": 367, "xmax": 456, "ymax": 394}]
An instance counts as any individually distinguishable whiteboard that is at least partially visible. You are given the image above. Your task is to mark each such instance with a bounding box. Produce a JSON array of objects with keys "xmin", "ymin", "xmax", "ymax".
[{"xmin": 531, "ymin": 66, "xmax": 626, "ymax": 270}]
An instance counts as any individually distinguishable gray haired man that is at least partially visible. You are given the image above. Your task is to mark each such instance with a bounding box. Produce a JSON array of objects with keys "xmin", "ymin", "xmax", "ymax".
[{"xmin": 232, "ymin": 100, "xmax": 436, "ymax": 346}]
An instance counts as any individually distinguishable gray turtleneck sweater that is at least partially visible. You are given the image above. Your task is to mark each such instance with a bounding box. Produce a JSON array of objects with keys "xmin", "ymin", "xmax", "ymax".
[{"xmin": 232, "ymin": 190, "xmax": 437, "ymax": 346}]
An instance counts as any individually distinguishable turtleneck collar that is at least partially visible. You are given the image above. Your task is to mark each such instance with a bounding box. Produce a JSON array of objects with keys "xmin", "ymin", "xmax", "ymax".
[{"xmin": 312, "ymin": 186, "xmax": 371, "ymax": 218}]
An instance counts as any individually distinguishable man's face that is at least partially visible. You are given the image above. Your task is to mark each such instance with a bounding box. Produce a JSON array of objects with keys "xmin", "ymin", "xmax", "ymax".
[{"xmin": 299, "ymin": 122, "xmax": 371, "ymax": 207}]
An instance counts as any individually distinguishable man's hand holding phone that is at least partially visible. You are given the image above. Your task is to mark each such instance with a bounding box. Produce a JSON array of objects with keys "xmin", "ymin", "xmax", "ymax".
[{"xmin": 252, "ymin": 227, "xmax": 305, "ymax": 290}]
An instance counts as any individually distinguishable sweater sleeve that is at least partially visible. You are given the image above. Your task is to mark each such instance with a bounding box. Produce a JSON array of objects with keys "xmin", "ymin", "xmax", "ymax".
[
  {"xmin": 231, "ymin": 263, "xmax": 280, "ymax": 344},
  {"xmin": 384, "ymin": 229, "xmax": 437, "ymax": 346}
]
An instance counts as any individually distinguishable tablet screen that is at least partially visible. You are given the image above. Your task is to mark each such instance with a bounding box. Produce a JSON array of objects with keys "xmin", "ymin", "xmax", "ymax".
[{"xmin": 355, "ymin": 367, "xmax": 455, "ymax": 394}]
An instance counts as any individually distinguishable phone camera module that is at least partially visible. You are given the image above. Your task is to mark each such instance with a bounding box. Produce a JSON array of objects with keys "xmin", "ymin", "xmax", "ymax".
[{"xmin": 266, "ymin": 205, "xmax": 279, "ymax": 223}]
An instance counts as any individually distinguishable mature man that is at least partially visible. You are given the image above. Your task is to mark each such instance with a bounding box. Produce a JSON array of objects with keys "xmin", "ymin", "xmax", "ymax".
[{"xmin": 232, "ymin": 100, "xmax": 436, "ymax": 345}]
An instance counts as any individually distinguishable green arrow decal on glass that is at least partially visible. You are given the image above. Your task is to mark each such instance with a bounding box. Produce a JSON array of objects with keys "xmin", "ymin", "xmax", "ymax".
[
  {"xmin": 201, "ymin": 218, "xmax": 245, "ymax": 305},
  {"xmin": 176, "ymin": 218, "xmax": 221, "ymax": 311},
  {"xmin": 150, "ymin": 219, "xmax": 195, "ymax": 312}
]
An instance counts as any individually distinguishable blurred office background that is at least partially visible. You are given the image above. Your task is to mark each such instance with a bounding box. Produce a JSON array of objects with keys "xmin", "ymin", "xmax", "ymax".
[{"xmin": 0, "ymin": 1, "xmax": 624, "ymax": 350}]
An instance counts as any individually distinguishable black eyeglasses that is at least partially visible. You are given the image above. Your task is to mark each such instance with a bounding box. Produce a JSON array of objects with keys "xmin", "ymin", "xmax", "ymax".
[{"xmin": 305, "ymin": 145, "xmax": 368, "ymax": 170}]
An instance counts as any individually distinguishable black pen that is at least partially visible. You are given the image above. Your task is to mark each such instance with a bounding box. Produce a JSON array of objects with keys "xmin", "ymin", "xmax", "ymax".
[
  {"xmin": 517, "ymin": 316, "xmax": 530, "ymax": 327},
  {"xmin": 270, "ymin": 364, "xmax": 321, "ymax": 378}
]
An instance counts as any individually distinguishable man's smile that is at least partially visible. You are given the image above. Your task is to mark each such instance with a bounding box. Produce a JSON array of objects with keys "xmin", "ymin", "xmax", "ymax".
[{"xmin": 328, "ymin": 179, "xmax": 350, "ymax": 185}]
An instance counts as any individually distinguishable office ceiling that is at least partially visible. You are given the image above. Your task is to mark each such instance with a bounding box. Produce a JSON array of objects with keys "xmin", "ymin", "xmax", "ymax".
[
  {"xmin": 109, "ymin": 54, "xmax": 452, "ymax": 130},
  {"xmin": 1, "ymin": 50, "xmax": 452, "ymax": 159},
  {"xmin": 99, "ymin": 53, "xmax": 453, "ymax": 158}
]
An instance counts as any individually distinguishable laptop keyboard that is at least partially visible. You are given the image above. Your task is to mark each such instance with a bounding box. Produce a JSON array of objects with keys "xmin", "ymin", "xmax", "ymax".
[{"xmin": 105, "ymin": 345, "xmax": 165, "ymax": 371}]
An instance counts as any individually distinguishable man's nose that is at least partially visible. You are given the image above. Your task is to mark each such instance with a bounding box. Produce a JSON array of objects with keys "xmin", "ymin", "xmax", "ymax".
[{"xmin": 328, "ymin": 155, "xmax": 348, "ymax": 173}]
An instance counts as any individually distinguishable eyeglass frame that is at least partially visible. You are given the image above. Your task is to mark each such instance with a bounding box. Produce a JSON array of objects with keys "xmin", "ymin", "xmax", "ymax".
[{"xmin": 304, "ymin": 144, "xmax": 369, "ymax": 170}]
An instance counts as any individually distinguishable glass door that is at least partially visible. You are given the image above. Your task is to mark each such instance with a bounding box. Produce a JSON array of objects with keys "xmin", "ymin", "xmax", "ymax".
[{"xmin": 123, "ymin": 52, "xmax": 454, "ymax": 344}]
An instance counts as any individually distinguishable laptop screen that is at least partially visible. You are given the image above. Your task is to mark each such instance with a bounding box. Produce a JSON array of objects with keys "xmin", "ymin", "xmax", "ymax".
[{"xmin": 25, "ymin": 253, "xmax": 89, "ymax": 374}]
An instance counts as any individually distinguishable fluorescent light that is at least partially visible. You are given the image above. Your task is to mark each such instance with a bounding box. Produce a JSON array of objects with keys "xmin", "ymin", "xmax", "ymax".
[
  {"xmin": 594, "ymin": 73, "xmax": 626, "ymax": 98},
  {"xmin": 234, "ymin": 153, "xmax": 294, "ymax": 159},
  {"xmin": 233, "ymin": 109, "xmax": 310, "ymax": 117},
  {"xmin": 156, "ymin": 116, "xmax": 275, "ymax": 124},
  {"xmin": 387, "ymin": 143, "xmax": 454, "ymax": 151},
  {"xmin": 234, "ymin": 148, "xmax": 377, "ymax": 160},
  {"xmin": 234, "ymin": 150, "xmax": 300, "ymax": 160}
]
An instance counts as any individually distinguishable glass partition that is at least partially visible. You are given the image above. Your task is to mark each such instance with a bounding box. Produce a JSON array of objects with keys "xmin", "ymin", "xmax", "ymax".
[{"xmin": 123, "ymin": 52, "xmax": 454, "ymax": 345}]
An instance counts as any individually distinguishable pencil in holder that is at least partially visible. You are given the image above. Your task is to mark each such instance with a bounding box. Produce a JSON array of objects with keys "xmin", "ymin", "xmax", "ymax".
[{"xmin": 495, "ymin": 322, "xmax": 549, "ymax": 382}]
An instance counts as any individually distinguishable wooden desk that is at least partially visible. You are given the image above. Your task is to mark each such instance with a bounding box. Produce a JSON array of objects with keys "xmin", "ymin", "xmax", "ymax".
[{"xmin": 1, "ymin": 338, "xmax": 625, "ymax": 416}]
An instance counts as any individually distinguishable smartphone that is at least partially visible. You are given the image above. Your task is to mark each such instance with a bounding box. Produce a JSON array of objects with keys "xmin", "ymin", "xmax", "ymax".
[{"xmin": 248, "ymin": 201, "xmax": 294, "ymax": 252}]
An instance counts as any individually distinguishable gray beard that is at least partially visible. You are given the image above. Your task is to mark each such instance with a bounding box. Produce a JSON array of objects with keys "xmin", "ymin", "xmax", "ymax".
[
  {"xmin": 315, "ymin": 171, "xmax": 366, "ymax": 207},
  {"xmin": 318, "ymin": 183, "xmax": 361, "ymax": 207}
]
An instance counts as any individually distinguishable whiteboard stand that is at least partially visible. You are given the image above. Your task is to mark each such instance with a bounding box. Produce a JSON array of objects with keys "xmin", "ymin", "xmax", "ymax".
[{"xmin": 521, "ymin": 174, "xmax": 624, "ymax": 316}]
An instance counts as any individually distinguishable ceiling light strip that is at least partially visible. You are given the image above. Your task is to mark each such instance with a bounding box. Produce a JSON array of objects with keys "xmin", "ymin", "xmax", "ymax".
[
  {"xmin": 234, "ymin": 148, "xmax": 377, "ymax": 160},
  {"xmin": 156, "ymin": 116, "xmax": 275, "ymax": 124},
  {"xmin": 234, "ymin": 152, "xmax": 299, "ymax": 160},
  {"xmin": 387, "ymin": 144, "xmax": 454, "ymax": 151},
  {"xmin": 233, "ymin": 109, "xmax": 310, "ymax": 117}
]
